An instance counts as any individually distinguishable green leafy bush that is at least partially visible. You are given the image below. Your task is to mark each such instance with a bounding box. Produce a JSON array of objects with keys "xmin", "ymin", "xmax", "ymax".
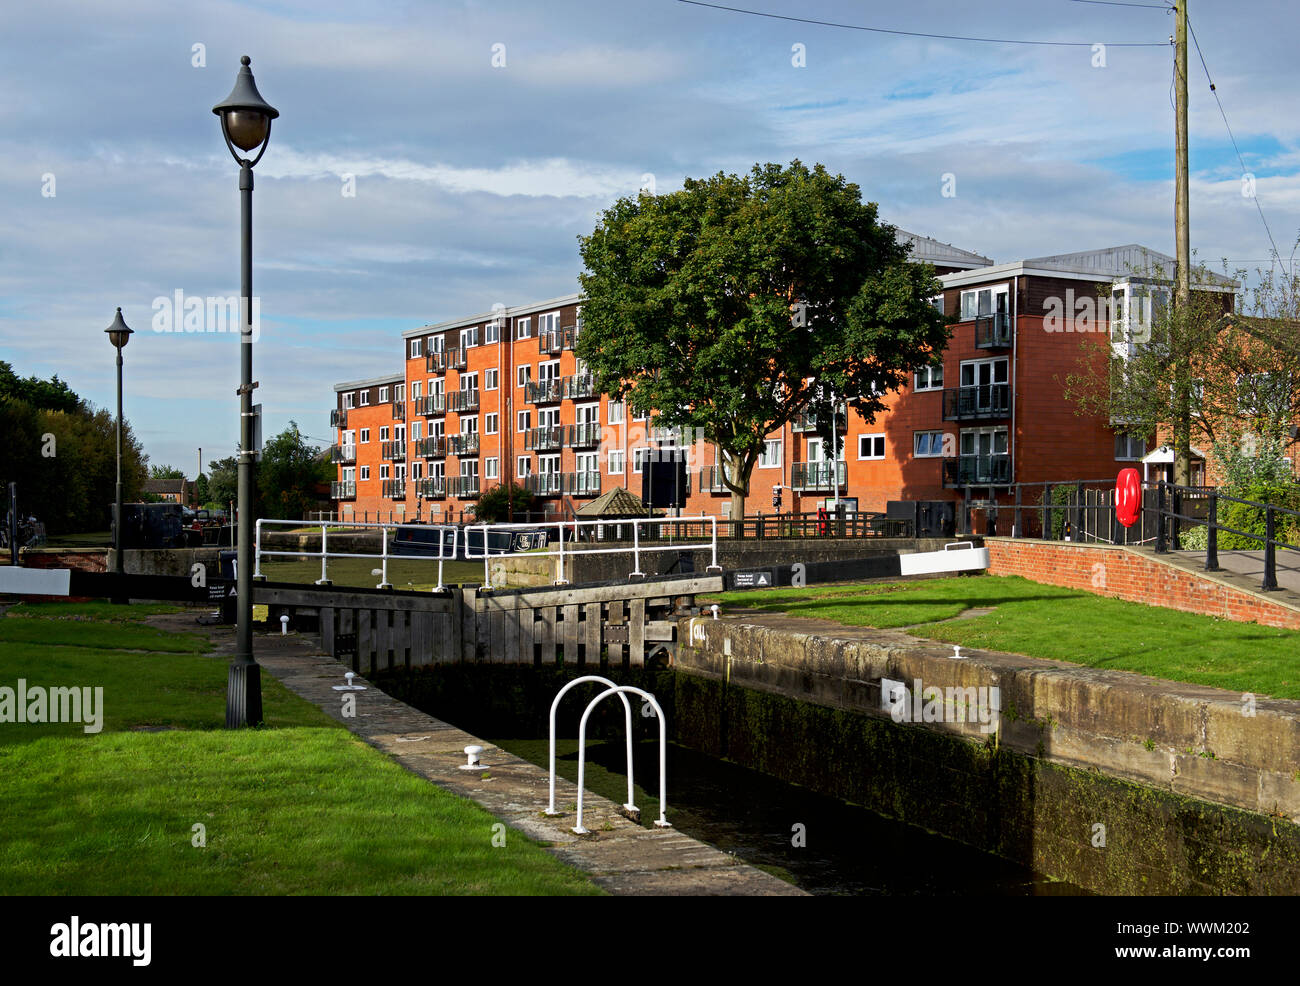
[
  {"xmin": 1214, "ymin": 482, "xmax": 1300, "ymax": 550},
  {"xmin": 1178, "ymin": 525, "xmax": 1209, "ymax": 550}
]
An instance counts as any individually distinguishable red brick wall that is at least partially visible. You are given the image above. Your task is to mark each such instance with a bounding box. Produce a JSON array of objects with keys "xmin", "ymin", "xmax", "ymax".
[{"xmin": 986, "ymin": 537, "xmax": 1300, "ymax": 630}]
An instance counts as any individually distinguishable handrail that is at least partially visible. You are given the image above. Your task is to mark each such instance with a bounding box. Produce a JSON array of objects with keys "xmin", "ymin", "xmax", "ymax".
[
  {"xmin": 464, "ymin": 515, "xmax": 721, "ymax": 587},
  {"xmin": 573, "ymin": 685, "xmax": 669, "ymax": 834},
  {"xmin": 253, "ymin": 518, "xmax": 459, "ymax": 591},
  {"xmin": 546, "ymin": 676, "xmax": 635, "ymax": 816}
]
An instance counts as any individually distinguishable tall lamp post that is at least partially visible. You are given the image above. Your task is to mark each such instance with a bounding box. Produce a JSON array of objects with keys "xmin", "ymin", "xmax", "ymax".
[
  {"xmin": 105, "ymin": 308, "xmax": 133, "ymax": 605},
  {"xmin": 213, "ymin": 55, "xmax": 278, "ymax": 728}
]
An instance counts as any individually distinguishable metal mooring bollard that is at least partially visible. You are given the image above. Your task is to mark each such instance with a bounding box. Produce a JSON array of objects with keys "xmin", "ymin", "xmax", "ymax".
[
  {"xmin": 280, "ymin": 615, "xmax": 289, "ymax": 636},
  {"xmin": 710, "ymin": 604, "xmax": 720, "ymax": 620},
  {"xmin": 951, "ymin": 645, "xmax": 965, "ymax": 659},
  {"xmin": 332, "ymin": 671, "xmax": 367, "ymax": 691},
  {"xmin": 460, "ymin": 745, "xmax": 485, "ymax": 771}
]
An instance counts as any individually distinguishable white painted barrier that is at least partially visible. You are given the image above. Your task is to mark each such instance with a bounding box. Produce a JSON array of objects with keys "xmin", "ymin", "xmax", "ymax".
[
  {"xmin": 546, "ymin": 676, "xmax": 635, "ymax": 816},
  {"xmin": 0, "ymin": 567, "xmax": 71, "ymax": 596},
  {"xmin": 573, "ymin": 685, "xmax": 669, "ymax": 834}
]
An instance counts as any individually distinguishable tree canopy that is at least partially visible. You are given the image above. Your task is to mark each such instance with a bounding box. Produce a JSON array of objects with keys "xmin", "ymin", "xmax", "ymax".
[
  {"xmin": 577, "ymin": 160, "xmax": 949, "ymax": 517},
  {"xmin": 257, "ymin": 422, "xmax": 333, "ymax": 520}
]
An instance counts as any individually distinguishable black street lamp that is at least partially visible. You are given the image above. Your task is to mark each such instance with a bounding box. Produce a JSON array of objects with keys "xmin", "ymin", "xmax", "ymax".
[
  {"xmin": 214, "ymin": 55, "xmax": 278, "ymax": 728},
  {"xmin": 105, "ymin": 308, "xmax": 133, "ymax": 605}
]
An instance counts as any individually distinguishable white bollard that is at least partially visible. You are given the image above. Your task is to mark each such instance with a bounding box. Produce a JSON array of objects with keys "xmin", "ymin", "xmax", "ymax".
[
  {"xmin": 460, "ymin": 745, "xmax": 486, "ymax": 770},
  {"xmin": 279, "ymin": 614, "xmax": 289, "ymax": 636},
  {"xmin": 332, "ymin": 671, "xmax": 367, "ymax": 691}
]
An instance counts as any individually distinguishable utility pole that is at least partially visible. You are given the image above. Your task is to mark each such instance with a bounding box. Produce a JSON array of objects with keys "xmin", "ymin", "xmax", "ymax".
[{"xmin": 1172, "ymin": 0, "xmax": 1192, "ymax": 486}]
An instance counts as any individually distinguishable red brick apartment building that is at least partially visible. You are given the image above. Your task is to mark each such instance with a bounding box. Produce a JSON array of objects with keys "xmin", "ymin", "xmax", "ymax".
[{"xmin": 330, "ymin": 238, "xmax": 1237, "ymax": 524}]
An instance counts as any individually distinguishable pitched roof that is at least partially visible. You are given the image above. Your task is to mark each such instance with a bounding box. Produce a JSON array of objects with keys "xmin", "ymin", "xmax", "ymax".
[
  {"xmin": 894, "ymin": 229, "xmax": 992, "ymax": 269},
  {"xmin": 575, "ymin": 485, "xmax": 648, "ymax": 517}
]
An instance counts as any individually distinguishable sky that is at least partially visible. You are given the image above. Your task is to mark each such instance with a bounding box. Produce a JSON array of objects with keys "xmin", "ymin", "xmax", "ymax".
[{"xmin": 2, "ymin": 0, "xmax": 1297, "ymax": 475}]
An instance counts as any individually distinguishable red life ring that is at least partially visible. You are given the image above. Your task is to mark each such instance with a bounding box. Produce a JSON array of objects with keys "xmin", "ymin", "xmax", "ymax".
[
  {"xmin": 817, "ymin": 506, "xmax": 829, "ymax": 536},
  {"xmin": 1115, "ymin": 468, "xmax": 1141, "ymax": 528}
]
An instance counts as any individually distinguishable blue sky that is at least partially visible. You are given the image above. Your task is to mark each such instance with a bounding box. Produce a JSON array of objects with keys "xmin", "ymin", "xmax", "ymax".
[{"xmin": 2, "ymin": 0, "xmax": 1297, "ymax": 473}]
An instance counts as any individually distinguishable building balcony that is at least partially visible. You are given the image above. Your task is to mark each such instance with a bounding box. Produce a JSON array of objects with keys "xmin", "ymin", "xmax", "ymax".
[
  {"xmin": 567, "ymin": 422, "xmax": 601, "ymax": 448},
  {"xmin": 331, "ymin": 480, "xmax": 356, "ymax": 500},
  {"xmin": 698, "ymin": 466, "xmax": 729, "ymax": 493},
  {"xmin": 943, "ymin": 453, "xmax": 1011, "ymax": 486},
  {"xmin": 562, "ymin": 471, "xmax": 601, "ymax": 497},
  {"xmin": 562, "ymin": 374, "xmax": 595, "ymax": 401},
  {"xmin": 330, "ymin": 408, "xmax": 348, "ymax": 429},
  {"xmin": 524, "ymin": 425, "xmax": 564, "ymax": 451},
  {"xmin": 523, "ymin": 472, "xmax": 562, "ymax": 497},
  {"xmin": 329, "ymin": 444, "xmax": 356, "ymax": 464},
  {"xmin": 447, "ymin": 475, "xmax": 480, "ymax": 499},
  {"xmin": 447, "ymin": 389, "xmax": 479, "ymax": 413},
  {"xmin": 416, "ymin": 477, "xmax": 446, "ymax": 500},
  {"xmin": 416, "ymin": 436, "xmax": 446, "ymax": 459},
  {"xmin": 791, "ymin": 461, "xmax": 847, "ymax": 491},
  {"xmin": 382, "ymin": 479, "xmax": 406, "ymax": 499},
  {"xmin": 391, "ymin": 401, "xmax": 406, "ymax": 421},
  {"xmin": 446, "ymin": 433, "xmax": 479, "ymax": 456},
  {"xmin": 974, "ymin": 313, "xmax": 1013, "ymax": 349},
  {"xmin": 382, "ymin": 440, "xmax": 406, "ymax": 461},
  {"xmin": 539, "ymin": 329, "xmax": 563, "ymax": 355},
  {"xmin": 416, "ymin": 393, "xmax": 445, "ymax": 416},
  {"xmin": 525, "ymin": 379, "xmax": 562, "ymax": 404},
  {"xmin": 942, "ymin": 384, "xmax": 1011, "ymax": 421},
  {"xmin": 791, "ymin": 404, "xmax": 848, "ymax": 433}
]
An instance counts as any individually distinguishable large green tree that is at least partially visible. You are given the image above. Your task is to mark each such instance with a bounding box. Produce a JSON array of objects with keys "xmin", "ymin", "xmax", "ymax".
[
  {"xmin": 577, "ymin": 160, "xmax": 949, "ymax": 520},
  {"xmin": 206, "ymin": 455, "xmax": 239, "ymax": 509},
  {"xmin": 257, "ymin": 421, "xmax": 333, "ymax": 520}
]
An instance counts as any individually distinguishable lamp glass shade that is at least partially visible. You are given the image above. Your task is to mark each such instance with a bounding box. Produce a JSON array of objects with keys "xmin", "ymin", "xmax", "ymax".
[
  {"xmin": 212, "ymin": 56, "xmax": 279, "ymax": 155},
  {"xmin": 221, "ymin": 109, "xmax": 271, "ymax": 151},
  {"xmin": 105, "ymin": 308, "xmax": 133, "ymax": 349}
]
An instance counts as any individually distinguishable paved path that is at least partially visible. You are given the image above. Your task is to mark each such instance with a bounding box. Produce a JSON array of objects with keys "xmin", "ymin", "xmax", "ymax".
[
  {"xmin": 178, "ymin": 616, "xmax": 803, "ymax": 897},
  {"xmin": 1135, "ymin": 546, "xmax": 1300, "ymax": 610}
]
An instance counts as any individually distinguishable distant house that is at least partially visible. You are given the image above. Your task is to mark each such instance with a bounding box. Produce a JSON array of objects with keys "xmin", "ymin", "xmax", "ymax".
[{"xmin": 144, "ymin": 478, "xmax": 190, "ymax": 505}]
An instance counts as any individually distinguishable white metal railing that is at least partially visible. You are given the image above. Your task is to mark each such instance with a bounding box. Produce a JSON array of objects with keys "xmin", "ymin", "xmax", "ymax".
[
  {"xmin": 463, "ymin": 515, "xmax": 722, "ymax": 587},
  {"xmin": 253, "ymin": 519, "xmax": 459, "ymax": 591},
  {"xmin": 574, "ymin": 685, "xmax": 669, "ymax": 834},
  {"xmin": 546, "ymin": 676, "xmax": 635, "ymax": 817}
]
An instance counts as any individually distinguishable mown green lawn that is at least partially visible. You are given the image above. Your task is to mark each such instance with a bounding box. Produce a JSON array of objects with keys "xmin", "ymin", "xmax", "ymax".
[
  {"xmin": 0, "ymin": 604, "xmax": 600, "ymax": 895},
  {"xmin": 706, "ymin": 575, "xmax": 1300, "ymax": 699}
]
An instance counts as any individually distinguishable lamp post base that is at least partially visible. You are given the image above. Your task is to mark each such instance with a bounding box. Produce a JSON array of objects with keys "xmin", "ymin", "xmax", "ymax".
[{"xmin": 225, "ymin": 661, "xmax": 264, "ymax": 728}]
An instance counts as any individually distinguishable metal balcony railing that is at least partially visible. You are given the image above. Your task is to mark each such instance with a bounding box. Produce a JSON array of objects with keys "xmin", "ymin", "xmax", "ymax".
[
  {"xmin": 446, "ymin": 433, "xmax": 479, "ymax": 456},
  {"xmin": 791, "ymin": 404, "xmax": 848, "ymax": 433},
  {"xmin": 447, "ymin": 475, "xmax": 480, "ymax": 499},
  {"xmin": 525, "ymin": 379, "xmax": 562, "ymax": 404},
  {"xmin": 943, "ymin": 453, "xmax": 1012, "ymax": 486},
  {"xmin": 562, "ymin": 471, "xmax": 601, "ymax": 497},
  {"xmin": 539, "ymin": 329, "xmax": 563, "ymax": 355},
  {"xmin": 382, "ymin": 441, "xmax": 406, "ymax": 461},
  {"xmin": 331, "ymin": 480, "xmax": 356, "ymax": 500},
  {"xmin": 562, "ymin": 374, "xmax": 595, "ymax": 400},
  {"xmin": 524, "ymin": 472, "xmax": 563, "ymax": 496},
  {"xmin": 425, "ymin": 350, "xmax": 445, "ymax": 373},
  {"xmin": 417, "ymin": 393, "xmax": 445, "ymax": 416},
  {"xmin": 391, "ymin": 401, "xmax": 406, "ymax": 421},
  {"xmin": 330, "ymin": 444, "xmax": 356, "ymax": 464},
  {"xmin": 445, "ymin": 348, "xmax": 467, "ymax": 371},
  {"xmin": 524, "ymin": 425, "xmax": 564, "ymax": 451},
  {"xmin": 791, "ymin": 461, "xmax": 847, "ymax": 490},
  {"xmin": 447, "ymin": 389, "xmax": 479, "ymax": 413},
  {"xmin": 382, "ymin": 479, "xmax": 406, "ymax": 499},
  {"xmin": 330, "ymin": 408, "xmax": 348, "ymax": 429},
  {"xmin": 566, "ymin": 422, "xmax": 601, "ymax": 448},
  {"xmin": 974, "ymin": 313, "xmax": 1013, "ymax": 349},
  {"xmin": 416, "ymin": 477, "xmax": 446, "ymax": 499},
  {"xmin": 415, "ymin": 436, "xmax": 445, "ymax": 458},
  {"xmin": 942, "ymin": 384, "xmax": 1011, "ymax": 421}
]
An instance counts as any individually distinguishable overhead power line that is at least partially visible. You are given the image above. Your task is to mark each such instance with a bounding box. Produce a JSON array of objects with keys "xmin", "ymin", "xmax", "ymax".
[
  {"xmin": 1186, "ymin": 16, "xmax": 1288, "ymax": 272},
  {"xmin": 675, "ymin": 0, "xmax": 1168, "ymax": 46}
]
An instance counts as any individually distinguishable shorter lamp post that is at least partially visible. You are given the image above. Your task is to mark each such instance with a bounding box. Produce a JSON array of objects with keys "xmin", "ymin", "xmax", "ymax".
[{"xmin": 105, "ymin": 308, "xmax": 133, "ymax": 604}]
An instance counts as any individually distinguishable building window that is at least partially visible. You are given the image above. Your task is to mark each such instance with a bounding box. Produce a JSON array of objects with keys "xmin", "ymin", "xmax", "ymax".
[
  {"xmin": 485, "ymin": 368, "xmax": 499, "ymax": 391},
  {"xmin": 379, "ymin": 426, "xmax": 389, "ymax": 442},
  {"xmin": 608, "ymin": 449, "xmax": 625, "ymax": 474},
  {"xmin": 461, "ymin": 372, "xmax": 478, "ymax": 392},
  {"xmin": 1115, "ymin": 433, "xmax": 1146, "ymax": 461},
  {"xmin": 343, "ymin": 392, "xmax": 355, "ymax": 409},
  {"xmin": 914, "ymin": 431, "xmax": 946, "ymax": 457},
  {"xmin": 411, "ymin": 421, "xmax": 422, "ymax": 441},
  {"xmin": 379, "ymin": 386, "xmax": 389, "ymax": 403},
  {"xmin": 409, "ymin": 338, "xmax": 422, "ymax": 358},
  {"xmin": 930, "ymin": 294, "xmax": 944, "ymax": 313},
  {"xmin": 517, "ymin": 410, "xmax": 531, "ymax": 433},
  {"xmin": 485, "ymin": 413, "xmax": 499, "ymax": 435},
  {"xmin": 395, "ymin": 383, "xmax": 404, "ymax": 401},
  {"xmin": 460, "ymin": 326, "xmax": 478, "ymax": 349},
  {"xmin": 517, "ymin": 456, "xmax": 531, "ymax": 477},
  {"xmin": 411, "ymin": 462, "xmax": 422, "ymax": 479},
  {"xmin": 959, "ymin": 283, "xmax": 1009, "ymax": 320},
  {"xmin": 428, "ymin": 334, "xmax": 444, "ymax": 354},
  {"xmin": 538, "ymin": 312, "xmax": 559, "ymax": 337},
  {"xmin": 608, "ymin": 400, "xmax": 625, "ymax": 425},
  {"xmin": 632, "ymin": 448, "xmax": 649, "ymax": 473},
  {"xmin": 517, "ymin": 365, "xmax": 532, "ymax": 388},
  {"xmin": 359, "ymin": 428, "xmax": 370, "ymax": 444},
  {"xmin": 411, "ymin": 381, "xmax": 421, "ymax": 399},
  {"xmin": 359, "ymin": 390, "xmax": 370, "ymax": 406},
  {"xmin": 914, "ymin": 365, "xmax": 943, "ymax": 391},
  {"xmin": 859, "ymin": 434, "xmax": 886, "ymax": 460},
  {"xmin": 360, "ymin": 466, "xmax": 370, "ymax": 481},
  {"xmin": 485, "ymin": 319, "xmax": 500, "ymax": 344},
  {"xmin": 380, "ymin": 465, "xmax": 390, "ymax": 480},
  {"xmin": 758, "ymin": 439, "xmax": 782, "ymax": 468},
  {"xmin": 516, "ymin": 317, "xmax": 531, "ymax": 340},
  {"xmin": 343, "ymin": 466, "xmax": 355, "ymax": 483},
  {"xmin": 485, "ymin": 457, "xmax": 499, "ymax": 480}
]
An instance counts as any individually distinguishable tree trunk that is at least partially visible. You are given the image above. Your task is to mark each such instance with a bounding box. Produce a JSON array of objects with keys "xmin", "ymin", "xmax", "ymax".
[{"xmin": 727, "ymin": 453, "xmax": 747, "ymax": 537}]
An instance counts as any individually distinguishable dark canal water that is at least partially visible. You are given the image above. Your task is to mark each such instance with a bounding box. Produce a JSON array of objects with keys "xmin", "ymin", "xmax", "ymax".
[{"xmin": 493, "ymin": 735, "xmax": 1088, "ymax": 896}]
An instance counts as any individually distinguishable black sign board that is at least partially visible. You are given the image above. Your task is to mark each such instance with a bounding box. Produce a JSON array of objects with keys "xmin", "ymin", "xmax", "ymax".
[{"xmin": 731, "ymin": 570, "xmax": 774, "ymax": 589}]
